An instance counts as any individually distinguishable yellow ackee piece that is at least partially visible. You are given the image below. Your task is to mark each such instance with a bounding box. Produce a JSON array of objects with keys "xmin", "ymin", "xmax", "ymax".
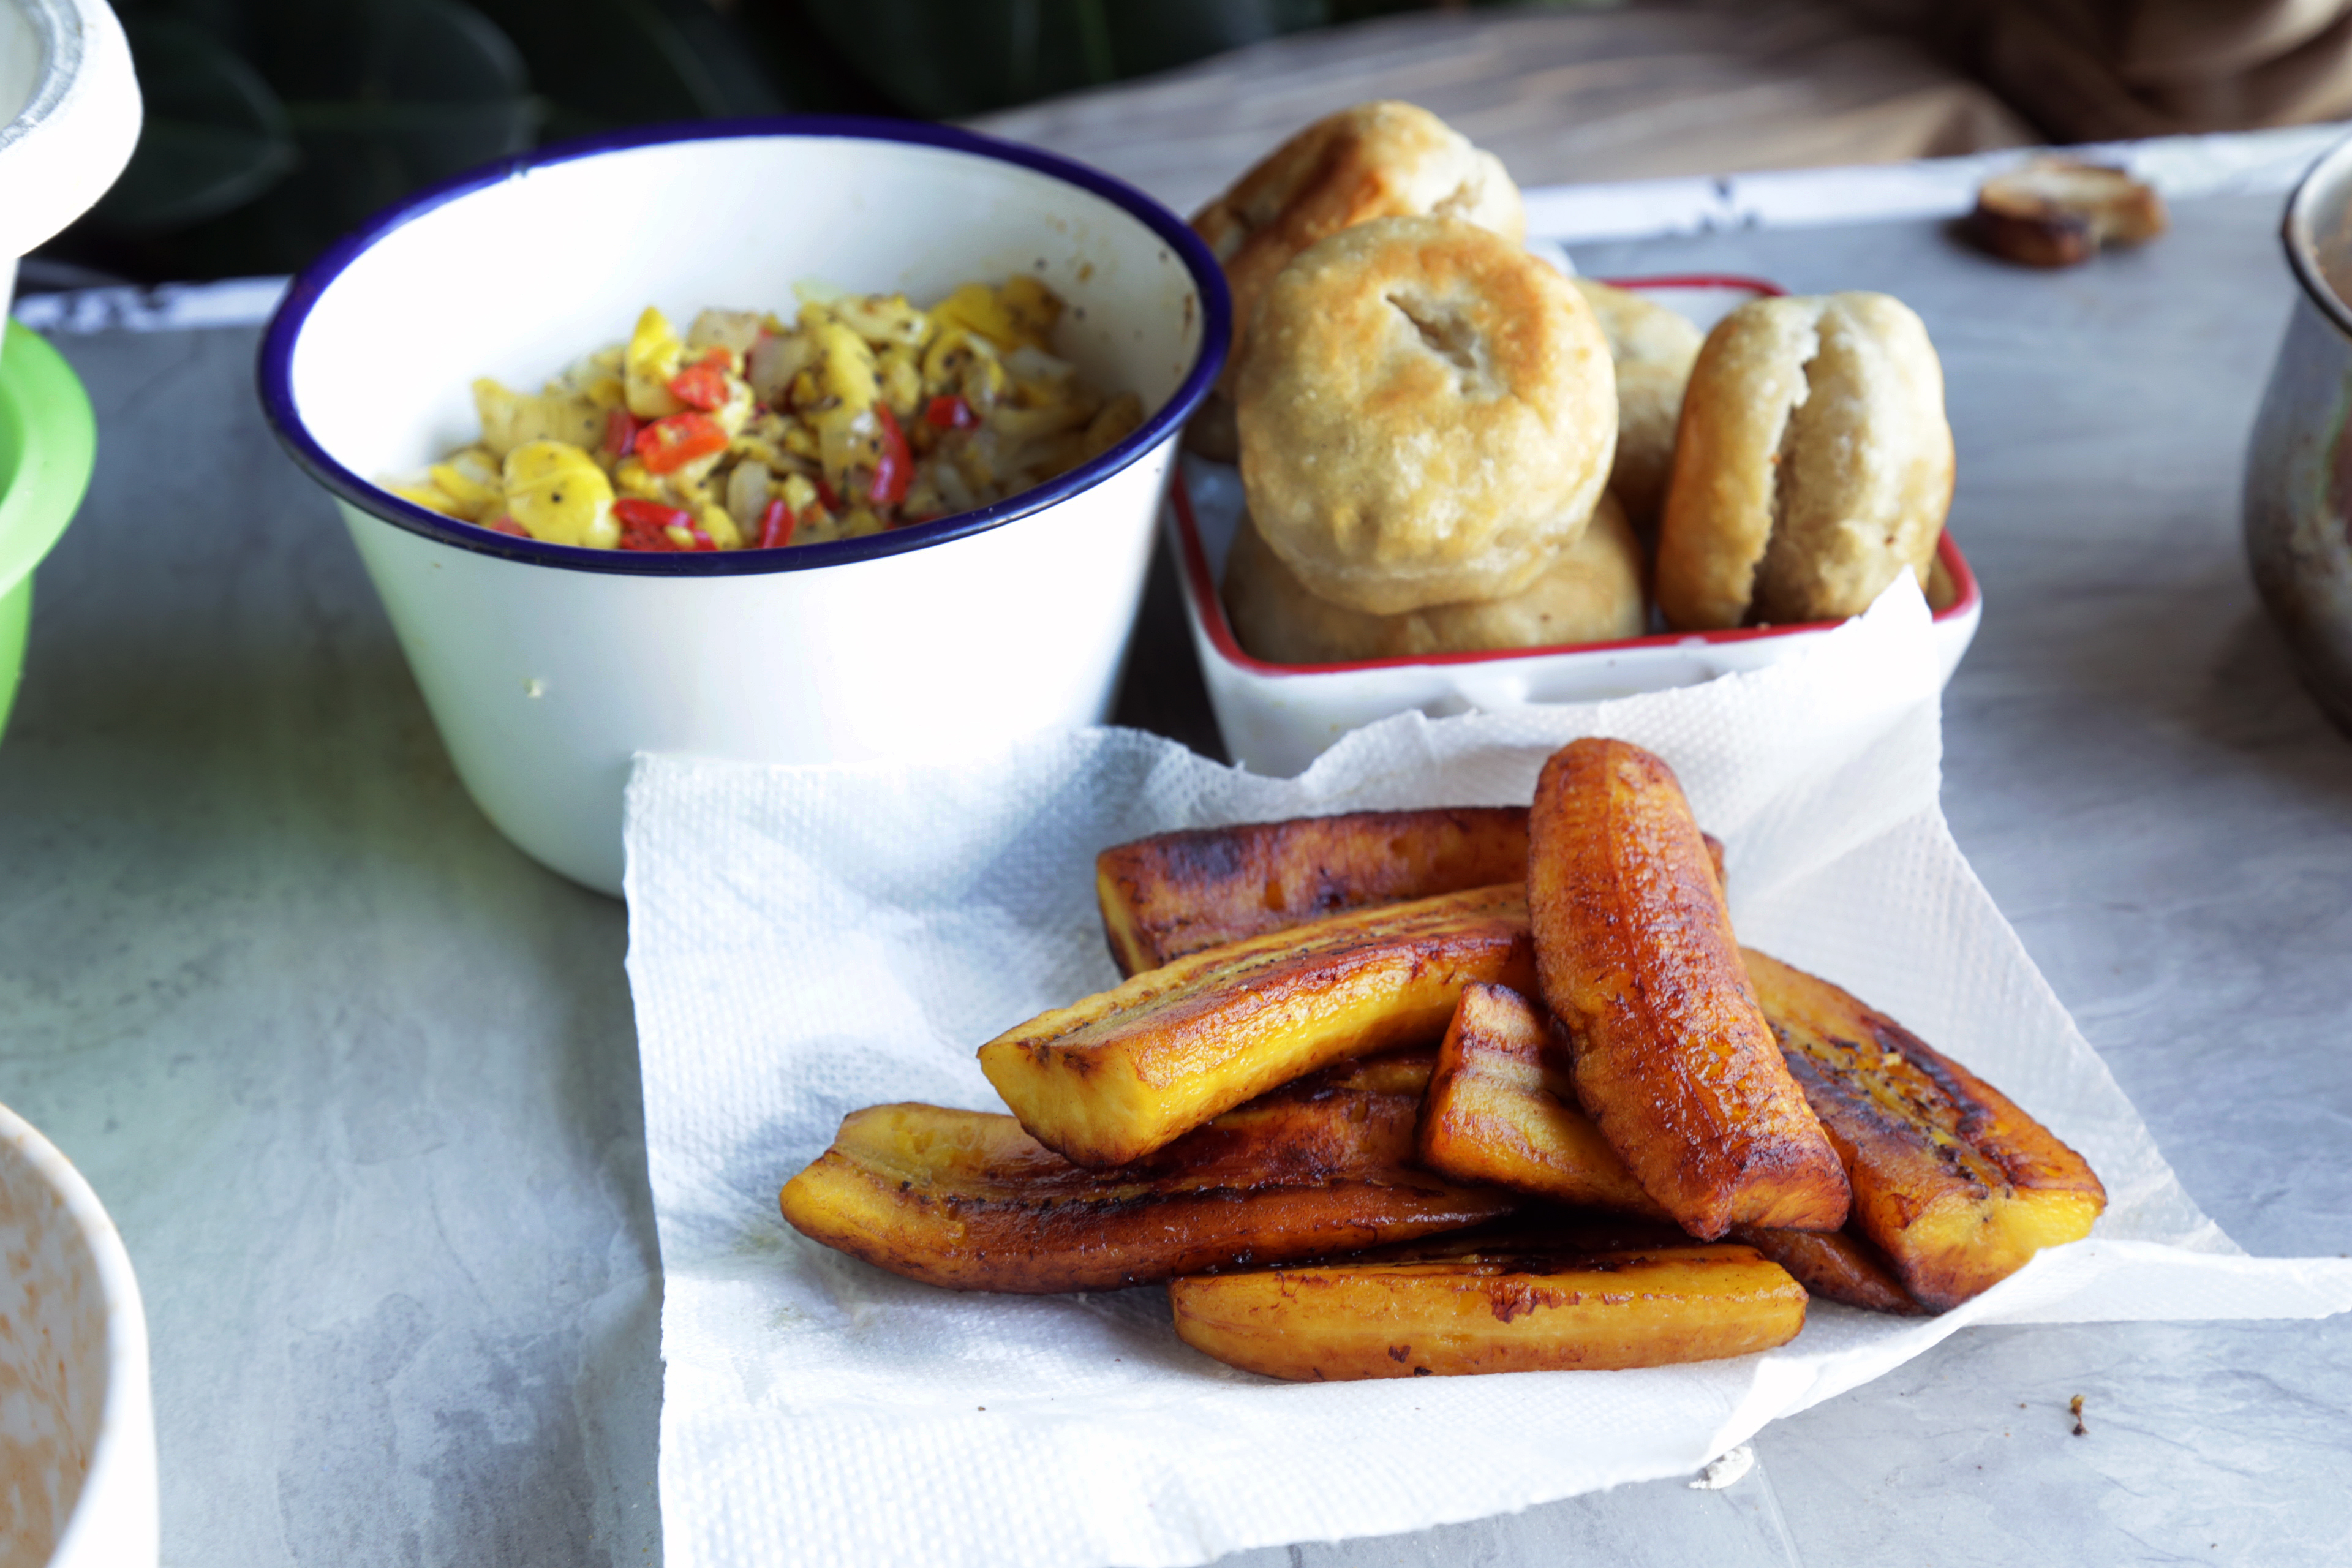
[
  {"xmin": 710, "ymin": 377, "xmax": 758, "ymax": 438},
  {"xmin": 624, "ymin": 306, "xmax": 686, "ymax": 419},
  {"xmin": 391, "ymin": 481, "xmax": 466, "ymax": 518},
  {"xmin": 472, "ymin": 380, "xmax": 603, "ymax": 458},
  {"xmin": 876, "ymin": 346, "xmax": 923, "ymax": 420},
  {"xmin": 613, "ymin": 457, "xmax": 667, "ymax": 501},
  {"xmin": 428, "ymin": 459, "xmax": 499, "ymax": 511},
  {"xmin": 998, "ymin": 275, "xmax": 1063, "ymax": 347},
  {"xmin": 696, "ymin": 503, "xmax": 744, "ymax": 550},
  {"xmin": 1084, "ymin": 392, "xmax": 1144, "ymax": 457},
  {"xmin": 929, "ymin": 284, "xmax": 1028, "ymax": 352},
  {"xmin": 809, "ymin": 321, "xmax": 878, "ymax": 424},
  {"xmin": 503, "ymin": 440, "xmax": 619, "ymax": 548},
  {"xmin": 922, "ymin": 328, "xmax": 1006, "ymax": 410},
  {"xmin": 831, "ymin": 292, "xmax": 929, "ymax": 349}
]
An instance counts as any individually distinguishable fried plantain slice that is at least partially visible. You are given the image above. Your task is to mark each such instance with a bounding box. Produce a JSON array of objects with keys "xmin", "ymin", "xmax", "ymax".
[
  {"xmin": 1529, "ymin": 739, "xmax": 1850, "ymax": 1238},
  {"xmin": 1168, "ymin": 1220, "xmax": 1807, "ymax": 1379},
  {"xmin": 778, "ymin": 1051, "xmax": 1513, "ymax": 1294},
  {"xmin": 1096, "ymin": 811, "xmax": 1726, "ymax": 978},
  {"xmin": 1743, "ymin": 949, "xmax": 2106, "ymax": 1310},
  {"xmin": 1417, "ymin": 981, "xmax": 1672, "ymax": 1219},
  {"xmin": 1422, "ymin": 984, "xmax": 1934, "ymax": 1313},
  {"xmin": 1096, "ymin": 807, "xmax": 1532, "ymax": 976},
  {"xmin": 1728, "ymin": 1224, "xmax": 1926, "ymax": 1316},
  {"xmin": 980, "ymin": 886, "xmax": 1536, "ymax": 1169}
]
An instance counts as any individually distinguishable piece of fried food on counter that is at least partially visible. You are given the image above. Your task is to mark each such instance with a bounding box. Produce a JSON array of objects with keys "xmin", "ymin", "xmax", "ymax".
[
  {"xmin": 1096, "ymin": 806, "xmax": 1531, "ymax": 976},
  {"xmin": 1529, "ymin": 739, "xmax": 1850, "ymax": 1238},
  {"xmin": 981, "ymin": 886, "xmax": 1536, "ymax": 1168},
  {"xmin": 1238, "ymin": 215, "xmax": 1616, "ymax": 616},
  {"xmin": 1968, "ymin": 157, "xmax": 2168, "ymax": 269},
  {"xmin": 1657, "ymin": 292, "xmax": 1952, "ymax": 631},
  {"xmin": 1728, "ymin": 1225, "xmax": 1926, "ymax": 1316},
  {"xmin": 1743, "ymin": 949, "xmax": 2105, "ymax": 1310},
  {"xmin": 1417, "ymin": 981, "xmax": 1671, "ymax": 1219},
  {"xmin": 1168, "ymin": 1222, "xmax": 1807, "ymax": 1379},
  {"xmin": 1095, "ymin": 810, "xmax": 1725, "ymax": 980},
  {"xmin": 1220, "ymin": 492, "xmax": 1646, "ymax": 666},
  {"xmin": 780, "ymin": 1052, "xmax": 1517, "ymax": 1294}
]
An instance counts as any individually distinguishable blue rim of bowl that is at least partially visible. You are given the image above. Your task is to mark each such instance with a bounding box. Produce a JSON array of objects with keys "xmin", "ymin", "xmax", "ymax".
[{"xmin": 256, "ymin": 114, "xmax": 1231, "ymax": 576}]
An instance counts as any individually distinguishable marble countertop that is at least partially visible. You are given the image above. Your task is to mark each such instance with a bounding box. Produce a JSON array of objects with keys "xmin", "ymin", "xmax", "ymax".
[{"xmin": 6, "ymin": 172, "xmax": 2350, "ymax": 1566}]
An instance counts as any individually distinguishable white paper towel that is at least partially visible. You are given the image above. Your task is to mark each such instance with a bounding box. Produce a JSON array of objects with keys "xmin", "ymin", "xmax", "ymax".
[{"xmin": 622, "ymin": 579, "xmax": 2352, "ymax": 1568}]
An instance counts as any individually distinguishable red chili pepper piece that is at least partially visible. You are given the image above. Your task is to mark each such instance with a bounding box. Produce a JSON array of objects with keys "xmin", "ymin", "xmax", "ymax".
[
  {"xmin": 924, "ymin": 394, "xmax": 978, "ymax": 430},
  {"xmin": 636, "ymin": 412, "xmax": 730, "ymax": 475},
  {"xmin": 757, "ymin": 497, "xmax": 796, "ymax": 550},
  {"xmin": 602, "ymin": 407, "xmax": 641, "ymax": 460},
  {"xmin": 485, "ymin": 514, "xmax": 530, "ymax": 538},
  {"xmin": 869, "ymin": 404, "xmax": 911, "ymax": 508},
  {"xmin": 814, "ymin": 475, "xmax": 841, "ymax": 512},
  {"xmin": 614, "ymin": 497, "xmax": 692, "ymax": 529},
  {"xmin": 614, "ymin": 496, "xmax": 692, "ymax": 551},
  {"xmin": 667, "ymin": 349, "xmax": 733, "ymax": 412}
]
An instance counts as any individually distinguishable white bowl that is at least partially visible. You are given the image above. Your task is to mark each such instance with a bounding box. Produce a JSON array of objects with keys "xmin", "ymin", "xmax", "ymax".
[
  {"xmin": 0, "ymin": 0, "xmax": 141, "ymax": 314},
  {"xmin": 260, "ymin": 120, "xmax": 1227, "ymax": 895},
  {"xmin": 0, "ymin": 1101, "xmax": 155, "ymax": 1568},
  {"xmin": 1176, "ymin": 275, "xmax": 1983, "ymax": 776}
]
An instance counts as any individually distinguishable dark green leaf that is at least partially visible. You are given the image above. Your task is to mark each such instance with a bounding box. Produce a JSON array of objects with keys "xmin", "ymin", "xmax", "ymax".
[
  {"xmin": 786, "ymin": 0, "xmax": 1325, "ymax": 119},
  {"xmin": 470, "ymin": 0, "xmax": 783, "ymax": 134},
  {"xmin": 89, "ymin": 15, "xmax": 298, "ymax": 233}
]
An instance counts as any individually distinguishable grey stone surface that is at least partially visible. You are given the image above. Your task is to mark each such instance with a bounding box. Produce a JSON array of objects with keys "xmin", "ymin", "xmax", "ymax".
[
  {"xmin": 0, "ymin": 327, "xmax": 659, "ymax": 1566},
  {"xmin": 4, "ymin": 184, "xmax": 2348, "ymax": 1566}
]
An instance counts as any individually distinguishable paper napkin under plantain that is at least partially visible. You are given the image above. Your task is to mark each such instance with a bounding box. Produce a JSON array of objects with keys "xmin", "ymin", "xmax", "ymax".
[{"xmin": 623, "ymin": 576, "xmax": 2352, "ymax": 1568}]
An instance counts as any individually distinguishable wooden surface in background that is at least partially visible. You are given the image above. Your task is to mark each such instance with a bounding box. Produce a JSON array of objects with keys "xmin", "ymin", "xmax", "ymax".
[{"xmin": 969, "ymin": 1, "xmax": 2035, "ymax": 216}]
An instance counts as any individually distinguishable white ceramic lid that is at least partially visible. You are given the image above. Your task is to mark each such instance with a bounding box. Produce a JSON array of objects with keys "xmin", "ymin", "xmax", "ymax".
[{"xmin": 0, "ymin": 0, "xmax": 140, "ymax": 261}]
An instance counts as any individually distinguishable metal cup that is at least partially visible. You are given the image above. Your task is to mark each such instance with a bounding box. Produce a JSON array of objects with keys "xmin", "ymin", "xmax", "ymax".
[{"xmin": 2247, "ymin": 132, "xmax": 2352, "ymax": 733}]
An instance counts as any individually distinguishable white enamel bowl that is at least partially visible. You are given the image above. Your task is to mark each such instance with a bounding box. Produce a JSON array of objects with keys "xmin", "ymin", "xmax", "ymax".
[
  {"xmin": 261, "ymin": 120, "xmax": 1227, "ymax": 895},
  {"xmin": 0, "ymin": 1101, "xmax": 155, "ymax": 1568},
  {"xmin": 1175, "ymin": 276, "xmax": 1982, "ymax": 777}
]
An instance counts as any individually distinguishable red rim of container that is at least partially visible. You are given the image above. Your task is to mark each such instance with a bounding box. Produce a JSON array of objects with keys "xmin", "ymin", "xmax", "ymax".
[{"xmin": 1175, "ymin": 272, "xmax": 1980, "ymax": 679}]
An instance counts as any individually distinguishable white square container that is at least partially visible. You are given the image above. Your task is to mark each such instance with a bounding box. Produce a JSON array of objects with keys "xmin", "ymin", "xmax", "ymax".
[{"xmin": 1172, "ymin": 274, "xmax": 1983, "ymax": 776}]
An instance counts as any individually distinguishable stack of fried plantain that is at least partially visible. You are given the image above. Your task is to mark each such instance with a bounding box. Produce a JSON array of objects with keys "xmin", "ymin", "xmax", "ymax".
[{"xmin": 779, "ymin": 739, "xmax": 2103, "ymax": 1380}]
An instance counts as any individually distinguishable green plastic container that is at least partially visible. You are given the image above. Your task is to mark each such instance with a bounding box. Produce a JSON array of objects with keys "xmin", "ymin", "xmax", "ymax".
[{"xmin": 0, "ymin": 320, "xmax": 97, "ymax": 740}]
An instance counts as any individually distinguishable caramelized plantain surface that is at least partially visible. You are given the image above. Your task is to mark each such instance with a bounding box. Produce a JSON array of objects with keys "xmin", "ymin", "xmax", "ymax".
[
  {"xmin": 1096, "ymin": 811, "xmax": 1726, "ymax": 978},
  {"xmin": 778, "ymin": 1051, "xmax": 1513, "ymax": 1293},
  {"xmin": 1096, "ymin": 808, "xmax": 1532, "ymax": 976},
  {"xmin": 1169, "ymin": 1221, "xmax": 1807, "ymax": 1379},
  {"xmin": 1729, "ymin": 1224, "xmax": 1926, "ymax": 1316},
  {"xmin": 980, "ymin": 886, "xmax": 1536, "ymax": 1168},
  {"xmin": 1744, "ymin": 949, "xmax": 2105, "ymax": 1310},
  {"xmin": 1417, "ymin": 982, "xmax": 1672, "ymax": 1219},
  {"xmin": 1529, "ymin": 739, "xmax": 1850, "ymax": 1238}
]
